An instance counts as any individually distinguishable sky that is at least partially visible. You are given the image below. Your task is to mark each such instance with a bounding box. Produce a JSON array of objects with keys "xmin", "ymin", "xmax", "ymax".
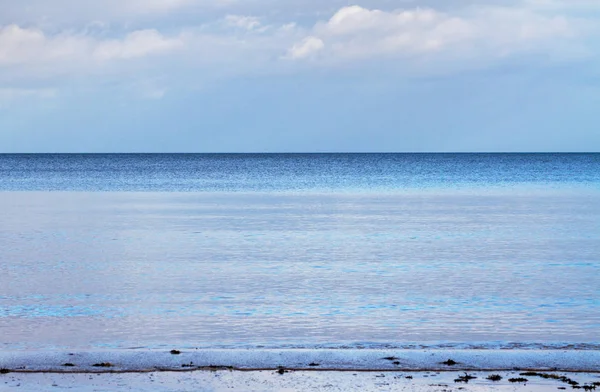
[{"xmin": 0, "ymin": 0, "xmax": 599, "ymax": 152}]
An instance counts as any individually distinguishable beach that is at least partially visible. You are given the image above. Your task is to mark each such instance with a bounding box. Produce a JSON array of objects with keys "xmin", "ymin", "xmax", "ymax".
[
  {"xmin": 2, "ymin": 349, "xmax": 600, "ymax": 390},
  {"xmin": 3, "ymin": 369, "xmax": 600, "ymax": 391}
]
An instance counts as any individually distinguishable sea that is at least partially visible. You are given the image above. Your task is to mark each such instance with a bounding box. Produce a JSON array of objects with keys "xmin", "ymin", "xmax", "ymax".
[{"xmin": 0, "ymin": 153, "xmax": 599, "ymax": 352}]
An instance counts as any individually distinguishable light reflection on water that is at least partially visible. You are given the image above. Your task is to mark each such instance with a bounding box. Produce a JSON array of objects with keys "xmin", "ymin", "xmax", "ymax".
[{"xmin": 0, "ymin": 191, "xmax": 599, "ymax": 350}]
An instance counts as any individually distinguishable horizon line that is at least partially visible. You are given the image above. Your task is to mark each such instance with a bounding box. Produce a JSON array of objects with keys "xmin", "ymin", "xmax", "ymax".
[{"xmin": 0, "ymin": 152, "xmax": 598, "ymax": 155}]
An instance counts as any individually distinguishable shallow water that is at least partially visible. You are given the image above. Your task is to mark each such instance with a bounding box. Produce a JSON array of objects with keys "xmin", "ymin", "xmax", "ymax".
[{"xmin": 0, "ymin": 154, "xmax": 599, "ymax": 350}]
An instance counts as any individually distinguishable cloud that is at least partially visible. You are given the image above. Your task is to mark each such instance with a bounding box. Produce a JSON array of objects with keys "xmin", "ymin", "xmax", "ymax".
[
  {"xmin": 224, "ymin": 15, "xmax": 262, "ymax": 31},
  {"xmin": 286, "ymin": 36, "xmax": 324, "ymax": 59},
  {"xmin": 93, "ymin": 30, "xmax": 184, "ymax": 61},
  {"xmin": 0, "ymin": 24, "xmax": 184, "ymax": 74},
  {"xmin": 0, "ymin": 0, "xmax": 598, "ymax": 100},
  {"xmin": 0, "ymin": 25, "xmax": 88, "ymax": 67},
  {"xmin": 286, "ymin": 3, "xmax": 587, "ymax": 65}
]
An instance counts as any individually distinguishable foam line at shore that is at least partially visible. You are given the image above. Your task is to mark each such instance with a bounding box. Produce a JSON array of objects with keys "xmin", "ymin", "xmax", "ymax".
[{"xmin": 1, "ymin": 350, "xmax": 599, "ymax": 373}]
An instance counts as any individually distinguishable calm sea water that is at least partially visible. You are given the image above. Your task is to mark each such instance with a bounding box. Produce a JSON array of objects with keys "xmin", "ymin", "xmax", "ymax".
[{"xmin": 0, "ymin": 154, "xmax": 599, "ymax": 350}]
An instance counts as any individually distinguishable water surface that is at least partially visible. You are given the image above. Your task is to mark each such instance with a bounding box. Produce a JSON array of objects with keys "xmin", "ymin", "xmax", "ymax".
[{"xmin": 0, "ymin": 154, "xmax": 599, "ymax": 350}]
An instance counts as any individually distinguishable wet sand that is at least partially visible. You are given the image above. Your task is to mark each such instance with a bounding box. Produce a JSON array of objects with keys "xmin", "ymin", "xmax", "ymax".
[
  {"xmin": 3, "ymin": 370, "xmax": 600, "ymax": 391},
  {"xmin": 2, "ymin": 349, "xmax": 599, "ymax": 390},
  {"xmin": 2, "ymin": 349, "xmax": 600, "ymax": 373}
]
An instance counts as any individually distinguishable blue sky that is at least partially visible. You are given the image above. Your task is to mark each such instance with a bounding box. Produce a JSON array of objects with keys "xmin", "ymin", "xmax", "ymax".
[{"xmin": 0, "ymin": 0, "xmax": 599, "ymax": 152}]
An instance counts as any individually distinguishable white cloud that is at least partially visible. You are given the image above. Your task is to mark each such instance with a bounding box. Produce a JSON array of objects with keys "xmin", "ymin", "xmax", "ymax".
[
  {"xmin": 0, "ymin": 16, "xmax": 301, "ymax": 92},
  {"xmin": 286, "ymin": 36, "xmax": 324, "ymax": 59},
  {"xmin": 0, "ymin": 25, "xmax": 88, "ymax": 67},
  {"xmin": 325, "ymin": 6, "xmax": 443, "ymax": 36},
  {"xmin": 0, "ymin": 0, "xmax": 598, "ymax": 100},
  {"xmin": 0, "ymin": 25, "xmax": 184, "ymax": 69},
  {"xmin": 93, "ymin": 30, "xmax": 184, "ymax": 61},
  {"xmin": 224, "ymin": 15, "xmax": 262, "ymax": 31},
  {"xmin": 287, "ymin": 3, "xmax": 587, "ymax": 63}
]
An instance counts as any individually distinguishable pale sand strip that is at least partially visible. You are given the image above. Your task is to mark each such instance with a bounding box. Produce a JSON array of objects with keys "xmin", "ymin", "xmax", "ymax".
[
  {"xmin": 2, "ymin": 349, "xmax": 599, "ymax": 391},
  {"xmin": 2, "ymin": 370, "xmax": 600, "ymax": 392},
  {"xmin": 1, "ymin": 349, "xmax": 599, "ymax": 373}
]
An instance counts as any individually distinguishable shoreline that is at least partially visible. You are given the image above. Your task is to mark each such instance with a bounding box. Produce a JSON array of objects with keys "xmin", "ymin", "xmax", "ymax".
[{"xmin": 2, "ymin": 349, "xmax": 600, "ymax": 374}]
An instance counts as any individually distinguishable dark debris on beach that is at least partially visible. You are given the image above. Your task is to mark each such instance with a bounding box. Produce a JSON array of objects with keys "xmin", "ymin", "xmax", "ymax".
[
  {"xmin": 276, "ymin": 366, "xmax": 290, "ymax": 375},
  {"xmin": 508, "ymin": 377, "xmax": 528, "ymax": 383},
  {"xmin": 92, "ymin": 362, "xmax": 113, "ymax": 368},
  {"xmin": 441, "ymin": 359, "xmax": 459, "ymax": 366},
  {"xmin": 454, "ymin": 373, "xmax": 477, "ymax": 383},
  {"xmin": 518, "ymin": 372, "xmax": 596, "ymax": 388},
  {"xmin": 203, "ymin": 365, "xmax": 234, "ymax": 372}
]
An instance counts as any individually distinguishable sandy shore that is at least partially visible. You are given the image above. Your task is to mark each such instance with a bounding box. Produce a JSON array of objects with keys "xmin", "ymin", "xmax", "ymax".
[
  {"xmin": 1, "ymin": 349, "xmax": 600, "ymax": 373},
  {"xmin": 2, "ymin": 349, "xmax": 599, "ymax": 391},
  {"xmin": 3, "ymin": 370, "xmax": 600, "ymax": 391}
]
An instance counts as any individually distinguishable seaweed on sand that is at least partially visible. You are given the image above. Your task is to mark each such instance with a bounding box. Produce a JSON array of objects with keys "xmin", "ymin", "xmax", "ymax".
[
  {"xmin": 92, "ymin": 363, "xmax": 113, "ymax": 368},
  {"xmin": 204, "ymin": 365, "xmax": 234, "ymax": 372},
  {"xmin": 519, "ymin": 372, "xmax": 581, "ymax": 387},
  {"xmin": 508, "ymin": 377, "xmax": 528, "ymax": 383},
  {"xmin": 441, "ymin": 359, "xmax": 459, "ymax": 366},
  {"xmin": 277, "ymin": 366, "xmax": 289, "ymax": 375},
  {"xmin": 454, "ymin": 373, "xmax": 477, "ymax": 383}
]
